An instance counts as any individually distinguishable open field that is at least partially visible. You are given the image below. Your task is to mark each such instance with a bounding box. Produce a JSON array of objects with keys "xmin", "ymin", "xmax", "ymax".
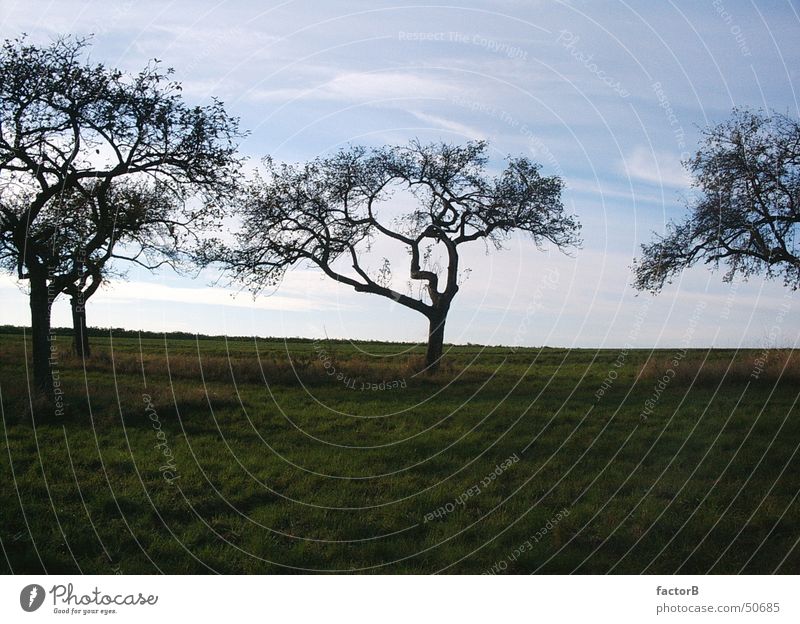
[{"xmin": 0, "ymin": 329, "xmax": 798, "ymax": 574}]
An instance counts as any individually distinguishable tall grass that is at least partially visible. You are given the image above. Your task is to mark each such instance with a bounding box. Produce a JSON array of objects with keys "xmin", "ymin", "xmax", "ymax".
[
  {"xmin": 2, "ymin": 333, "xmax": 799, "ymax": 573},
  {"xmin": 636, "ymin": 348, "xmax": 800, "ymax": 384},
  {"xmin": 0, "ymin": 336, "xmax": 433, "ymax": 384}
]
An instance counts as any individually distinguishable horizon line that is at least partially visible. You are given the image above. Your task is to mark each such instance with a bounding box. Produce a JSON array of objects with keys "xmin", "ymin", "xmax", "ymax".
[{"xmin": 0, "ymin": 325, "xmax": 795, "ymax": 352}]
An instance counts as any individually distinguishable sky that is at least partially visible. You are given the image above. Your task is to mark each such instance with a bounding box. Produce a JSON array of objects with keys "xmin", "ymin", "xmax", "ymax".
[{"xmin": 1, "ymin": 0, "xmax": 798, "ymax": 349}]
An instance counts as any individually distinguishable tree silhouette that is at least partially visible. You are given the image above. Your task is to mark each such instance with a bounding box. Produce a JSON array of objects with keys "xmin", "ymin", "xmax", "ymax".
[
  {"xmin": 28, "ymin": 180, "xmax": 210, "ymax": 358},
  {"xmin": 218, "ymin": 140, "xmax": 580, "ymax": 370},
  {"xmin": 0, "ymin": 35, "xmax": 242, "ymax": 397},
  {"xmin": 635, "ymin": 109, "xmax": 800, "ymax": 292}
]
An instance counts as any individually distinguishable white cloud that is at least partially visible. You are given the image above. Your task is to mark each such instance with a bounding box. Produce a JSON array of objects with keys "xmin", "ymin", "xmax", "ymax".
[
  {"xmin": 621, "ymin": 146, "xmax": 692, "ymax": 188},
  {"xmin": 0, "ymin": 273, "xmax": 353, "ymax": 313},
  {"xmin": 1, "ymin": 1, "xmax": 798, "ymax": 346},
  {"xmin": 250, "ymin": 71, "xmax": 456, "ymax": 103},
  {"xmin": 407, "ymin": 111, "xmax": 487, "ymax": 139}
]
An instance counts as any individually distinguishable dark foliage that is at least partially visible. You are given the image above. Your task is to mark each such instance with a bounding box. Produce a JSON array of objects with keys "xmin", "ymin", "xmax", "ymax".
[
  {"xmin": 635, "ymin": 109, "xmax": 800, "ymax": 292},
  {"xmin": 0, "ymin": 35, "xmax": 242, "ymax": 390}
]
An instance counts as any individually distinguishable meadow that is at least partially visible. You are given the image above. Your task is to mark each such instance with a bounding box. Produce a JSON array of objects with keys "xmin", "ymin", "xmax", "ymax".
[{"xmin": 0, "ymin": 328, "xmax": 798, "ymax": 574}]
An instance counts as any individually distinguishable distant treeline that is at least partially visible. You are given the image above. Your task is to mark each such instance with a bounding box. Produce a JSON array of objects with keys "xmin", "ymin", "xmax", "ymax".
[{"xmin": 0, "ymin": 325, "xmax": 420, "ymax": 346}]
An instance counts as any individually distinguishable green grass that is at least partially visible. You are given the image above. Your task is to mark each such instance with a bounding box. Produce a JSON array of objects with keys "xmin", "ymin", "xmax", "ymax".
[{"xmin": 1, "ymin": 330, "xmax": 798, "ymax": 573}]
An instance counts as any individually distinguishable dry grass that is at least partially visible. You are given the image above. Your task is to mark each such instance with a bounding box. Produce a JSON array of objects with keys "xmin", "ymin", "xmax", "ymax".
[
  {"xmin": 636, "ymin": 349, "xmax": 800, "ymax": 385},
  {"xmin": 81, "ymin": 349, "xmax": 433, "ymax": 386},
  {"xmin": 3, "ymin": 333, "xmax": 799, "ymax": 574},
  {"xmin": 0, "ymin": 338, "xmax": 444, "ymax": 388}
]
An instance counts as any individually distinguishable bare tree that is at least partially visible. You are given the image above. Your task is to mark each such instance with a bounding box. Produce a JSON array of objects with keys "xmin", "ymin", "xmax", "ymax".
[
  {"xmin": 634, "ymin": 109, "xmax": 800, "ymax": 292},
  {"xmin": 0, "ymin": 35, "xmax": 242, "ymax": 396},
  {"xmin": 217, "ymin": 140, "xmax": 580, "ymax": 370}
]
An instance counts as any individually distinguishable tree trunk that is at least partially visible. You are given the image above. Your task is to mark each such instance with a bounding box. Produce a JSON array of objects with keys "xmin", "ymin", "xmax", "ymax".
[
  {"xmin": 29, "ymin": 271, "xmax": 54, "ymax": 396},
  {"xmin": 71, "ymin": 295, "xmax": 90, "ymax": 358},
  {"xmin": 425, "ymin": 309, "xmax": 447, "ymax": 371}
]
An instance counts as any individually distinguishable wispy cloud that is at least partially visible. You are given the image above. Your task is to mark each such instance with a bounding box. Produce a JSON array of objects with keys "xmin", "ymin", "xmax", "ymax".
[
  {"xmin": 250, "ymin": 71, "xmax": 456, "ymax": 103},
  {"xmin": 621, "ymin": 147, "xmax": 691, "ymax": 188},
  {"xmin": 0, "ymin": 274, "xmax": 353, "ymax": 313},
  {"xmin": 406, "ymin": 111, "xmax": 487, "ymax": 139},
  {"xmin": 1, "ymin": 0, "xmax": 798, "ymax": 346}
]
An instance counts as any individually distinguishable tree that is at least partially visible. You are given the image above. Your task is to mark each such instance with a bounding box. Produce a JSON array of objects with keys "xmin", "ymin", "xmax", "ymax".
[
  {"xmin": 634, "ymin": 109, "xmax": 800, "ymax": 292},
  {"xmin": 0, "ymin": 35, "xmax": 242, "ymax": 396},
  {"xmin": 35, "ymin": 180, "xmax": 206, "ymax": 358},
  {"xmin": 217, "ymin": 140, "xmax": 580, "ymax": 370}
]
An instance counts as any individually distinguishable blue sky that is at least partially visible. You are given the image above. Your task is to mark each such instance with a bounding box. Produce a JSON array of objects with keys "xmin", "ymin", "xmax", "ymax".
[{"xmin": 1, "ymin": 0, "xmax": 798, "ymax": 348}]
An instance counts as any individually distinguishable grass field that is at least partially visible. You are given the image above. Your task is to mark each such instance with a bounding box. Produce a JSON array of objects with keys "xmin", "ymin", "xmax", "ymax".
[{"xmin": 1, "ymin": 329, "xmax": 798, "ymax": 574}]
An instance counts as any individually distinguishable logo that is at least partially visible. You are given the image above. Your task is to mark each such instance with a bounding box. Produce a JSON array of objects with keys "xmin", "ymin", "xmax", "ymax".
[{"xmin": 20, "ymin": 584, "xmax": 45, "ymax": 612}]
